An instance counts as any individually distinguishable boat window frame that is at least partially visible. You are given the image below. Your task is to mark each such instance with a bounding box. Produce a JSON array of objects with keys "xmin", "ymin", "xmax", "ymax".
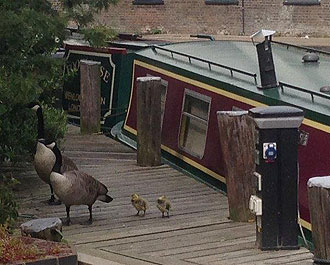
[
  {"xmin": 132, "ymin": 0, "xmax": 164, "ymax": 5},
  {"xmin": 178, "ymin": 89, "xmax": 211, "ymax": 160},
  {"xmin": 283, "ymin": 0, "xmax": 320, "ymax": 5},
  {"xmin": 146, "ymin": 74, "xmax": 168, "ymax": 129},
  {"xmin": 205, "ymin": 0, "xmax": 239, "ymax": 5}
]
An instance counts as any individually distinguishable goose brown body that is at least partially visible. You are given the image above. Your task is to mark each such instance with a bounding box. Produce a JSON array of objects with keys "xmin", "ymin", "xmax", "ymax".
[
  {"xmin": 50, "ymin": 170, "xmax": 110, "ymax": 207},
  {"xmin": 47, "ymin": 142, "xmax": 113, "ymax": 225}
]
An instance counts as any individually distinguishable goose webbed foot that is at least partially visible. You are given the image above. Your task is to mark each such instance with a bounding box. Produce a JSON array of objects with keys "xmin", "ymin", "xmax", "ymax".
[
  {"xmin": 81, "ymin": 218, "xmax": 93, "ymax": 225},
  {"xmin": 64, "ymin": 218, "xmax": 71, "ymax": 226},
  {"xmin": 80, "ymin": 205, "xmax": 93, "ymax": 225},
  {"xmin": 48, "ymin": 195, "xmax": 62, "ymax": 205}
]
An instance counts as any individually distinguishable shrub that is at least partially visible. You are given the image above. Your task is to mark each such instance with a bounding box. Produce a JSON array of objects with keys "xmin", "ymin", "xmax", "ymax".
[
  {"xmin": 81, "ymin": 25, "xmax": 117, "ymax": 47},
  {"xmin": 0, "ymin": 0, "xmax": 67, "ymax": 163},
  {"xmin": 0, "ymin": 175, "xmax": 19, "ymax": 229}
]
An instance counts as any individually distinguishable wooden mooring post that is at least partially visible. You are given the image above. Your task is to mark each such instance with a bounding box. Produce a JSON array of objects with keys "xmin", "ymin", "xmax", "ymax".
[
  {"xmin": 308, "ymin": 176, "xmax": 330, "ymax": 264},
  {"xmin": 136, "ymin": 76, "xmax": 162, "ymax": 167},
  {"xmin": 80, "ymin": 60, "xmax": 101, "ymax": 134},
  {"xmin": 216, "ymin": 111, "xmax": 255, "ymax": 222}
]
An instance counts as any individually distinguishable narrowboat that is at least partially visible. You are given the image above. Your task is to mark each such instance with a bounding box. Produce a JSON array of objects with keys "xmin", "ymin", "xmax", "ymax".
[
  {"xmin": 112, "ymin": 33, "xmax": 330, "ymax": 244},
  {"xmin": 62, "ymin": 36, "xmax": 170, "ymax": 128},
  {"xmin": 62, "ymin": 44, "xmax": 134, "ymax": 129}
]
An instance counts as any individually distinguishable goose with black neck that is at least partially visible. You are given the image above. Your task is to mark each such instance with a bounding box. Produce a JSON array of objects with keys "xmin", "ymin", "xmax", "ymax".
[
  {"xmin": 47, "ymin": 141, "xmax": 113, "ymax": 225},
  {"xmin": 27, "ymin": 102, "xmax": 78, "ymax": 205}
]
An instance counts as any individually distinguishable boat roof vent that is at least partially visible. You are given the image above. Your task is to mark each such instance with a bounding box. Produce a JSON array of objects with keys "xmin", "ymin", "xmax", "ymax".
[
  {"xmin": 320, "ymin": 86, "xmax": 330, "ymax": 93},
  {"xmin": 302, "ymin": 52, "xmax": 319, "ymax": 63}
]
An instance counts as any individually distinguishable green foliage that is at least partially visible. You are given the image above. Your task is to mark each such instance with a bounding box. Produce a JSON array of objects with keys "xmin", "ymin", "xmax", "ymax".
[
  {"xmin": 0, "ymin": 0, "xmax": 119, "ymax": 162},
  {"xmin": 81, "ymin": 25, "xmax": 117, "ymax": 47},
  {"xmin": 61, "ymin": 0, "xmax": 120, "ymax": 28},
  {"xmin": 151, "ymin": 28, "xmax": 162, "ymax": 35},
  {"xmin": 0, "ymin": 0, "xmax": 67, "ymax": 163},
  {"xmin": 0, "ymin": 175, "xmax": 19, "ymax": 229},
  {"xmin": 42, "ymin": 104, "xmax": 67, "ymax": 144}
]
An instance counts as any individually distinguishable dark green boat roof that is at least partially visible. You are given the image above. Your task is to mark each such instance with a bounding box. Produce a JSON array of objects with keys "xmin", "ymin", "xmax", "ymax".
[{"xmin": 136, "ymin": 40, "xmax": 330, "ymax": 119}]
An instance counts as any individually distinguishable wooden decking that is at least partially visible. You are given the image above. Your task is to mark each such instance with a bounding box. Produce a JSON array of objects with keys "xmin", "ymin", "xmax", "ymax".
[{"xmin": 14, "ymin": 125, "xmax": 313, "ymax": 265}]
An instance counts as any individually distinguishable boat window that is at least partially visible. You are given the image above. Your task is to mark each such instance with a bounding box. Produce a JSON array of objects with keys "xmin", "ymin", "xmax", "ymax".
[
  {"xmin": 205, "ymin": 0, "xmax": 239, "ymax": 5},
  {"xmin": 179, "ymin": 90, "xmax": 211, "ymax": 159},
  {"xmin": 160, "ymin": 80, "xmax": 168, "ymax": 128},
  {"xmin": 132, "ymin": 0, "xmax": 164, "ymax": 5},
  {"xmin": 147, "ymin": 74, "xmax": 168, "ymax": 128},
  {"xmin": 283, "ymin": 0, "xmax": 320, "ymax": 5}
]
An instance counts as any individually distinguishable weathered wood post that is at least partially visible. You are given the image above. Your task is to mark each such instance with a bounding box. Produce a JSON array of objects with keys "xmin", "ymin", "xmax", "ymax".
[
  {"xmin": 307, "ymin": 176, "xmax": 330, "ymax": 264},
  {"xmin": 136, "ymin": 76, "xmax": 162, "ymax": 167},
  {"xmin": 80, "ymin": 60, "xmax": 101, "ymax": 134},
  {"xmin": 216, "ymin": 111, "xmax": 255, "ymax": 222}
]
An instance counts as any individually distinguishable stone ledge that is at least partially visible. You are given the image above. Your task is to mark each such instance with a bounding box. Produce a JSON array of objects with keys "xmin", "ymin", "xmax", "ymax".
[
  {"xmin": 77, "ymin": 252, "xmax": 124, "ymax": 265},
  {"xmin": 14, "ymin": 254, "xmax": 77, "ymax": 265}
]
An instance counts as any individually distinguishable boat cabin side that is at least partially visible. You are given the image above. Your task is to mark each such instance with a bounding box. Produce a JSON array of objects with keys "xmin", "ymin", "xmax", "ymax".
[{"xmin": 123, "ymin": 54, "xmax": 330, "ymax": 236}]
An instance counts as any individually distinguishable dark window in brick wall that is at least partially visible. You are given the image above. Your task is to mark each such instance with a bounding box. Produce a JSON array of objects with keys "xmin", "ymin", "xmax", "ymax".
[
  {"xmin": 205, "ymin": 0, "xmax": 239, "ymax": 5},
  {"xmin": 283, "ymin": 0, "xmax": 320, "ymax": 5},
  {"xmin": 132, "ymin": 0, "xmax": 164, "ymax": 5}
]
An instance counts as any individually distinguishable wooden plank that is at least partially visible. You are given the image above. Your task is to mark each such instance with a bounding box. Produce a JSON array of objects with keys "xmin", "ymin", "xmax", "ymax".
[
  {"xmin": 238, "ymin": 252, "xmax": 313, "ymax": 265},
  {"xmin": 149, "ymin": 236, "xmax": 256, "ymax": 259},
  {"xmin": 98, "ymin": 248, "xmax": 197, "ymax": 265},
  {"xmin": 204, "ymin": 249, "xmax": 312, "ymax": 265},
  {"xmin": 68, "ymin": 219, "xmax": 234, "ymax": 245},
  {"xmin": 285, "ymin": 260, "xmax": 314, "ymax": 265},
  {"xmin": 101, "ymin": 223, "xmax": 254, "ymax": 253},
  {"xmin": 78, "ymin": 247, "xmax": 158, "ymax": 265},
  {"xmin": 13, "ymin": 125, "xmax": 313, "ymax": 265}
]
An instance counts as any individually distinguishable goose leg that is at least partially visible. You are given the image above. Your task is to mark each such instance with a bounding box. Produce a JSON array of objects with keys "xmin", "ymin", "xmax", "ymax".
[
  {"xmin": 136, "ymin": 210, "xmax": 140, "ymax": 216},
  {"xmin": 48, "ymin": 185, "xmax": 61, "ymax": 205},
  {"xmin": 81, "ymin": 206, "xmax": 93, "ymax": 225},
  {"xmin": 64, "ymin": 206, "xmax": 71, "ymax": 226},
  {"xmin": 88, "ymin": 205, "xmax": 93, "ymax": 225}
]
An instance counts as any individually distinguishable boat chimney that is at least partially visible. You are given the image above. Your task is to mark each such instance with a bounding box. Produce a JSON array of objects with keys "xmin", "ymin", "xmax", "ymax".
[{"xmin": 251, "ymin": 30, "xmax": 278, "ymax": 89}]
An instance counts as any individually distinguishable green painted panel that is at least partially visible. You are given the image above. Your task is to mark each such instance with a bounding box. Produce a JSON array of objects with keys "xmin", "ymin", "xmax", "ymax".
[{"xmin": 63, "ymin": 47, "xmax": 132, "ymax": 129}]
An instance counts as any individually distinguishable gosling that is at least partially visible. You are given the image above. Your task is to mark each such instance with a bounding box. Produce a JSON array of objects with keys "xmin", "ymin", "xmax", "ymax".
[
  {"xmin": 131, "ymin": 194, "xmax": 148, "ymax": 216},
  {"xmin": 156, "ymin": 195, "xmax": 171, "ymax": 218}
]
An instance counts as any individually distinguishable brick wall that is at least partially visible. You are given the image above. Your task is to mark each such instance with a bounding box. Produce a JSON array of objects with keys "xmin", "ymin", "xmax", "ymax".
[{"xmin": 95, "ymin": 0, "xmax": 330, "ymax": 36}]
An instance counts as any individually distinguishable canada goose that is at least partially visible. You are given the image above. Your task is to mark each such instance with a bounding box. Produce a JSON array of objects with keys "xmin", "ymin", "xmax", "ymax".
[
  {"xmin": 27, "ymin": 102, "xmax": 78, "ymax": 205},
  {"xmin": 131, "ymin": 194, "xmax": 148, "ymax": 216},
  {"xmin": 47, "ymin": 142, "xmax": 113, "ymax": 225},
  {"xmin": 156, "ymin": 195, "xmax": 171, "ymax": 218}
]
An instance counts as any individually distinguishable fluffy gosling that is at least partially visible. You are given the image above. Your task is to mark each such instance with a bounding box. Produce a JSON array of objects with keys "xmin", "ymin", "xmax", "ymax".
[
  {"xmin": 157, "ymin": 195, "xmax": 171, "ymax": 218},
  {"xmin": 131, "ymin": 194, "xmax": 148, "ymax": 216}
]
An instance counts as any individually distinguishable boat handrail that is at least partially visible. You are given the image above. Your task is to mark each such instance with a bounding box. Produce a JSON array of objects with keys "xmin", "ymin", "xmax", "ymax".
[
  {"xmin": 151, "ymin": 45, "xmax": 258, "ymax": 85},
  {"xmin": 279, "ymin": 81, "xmax": 330, "ymax": 102},
  {"xmin": 272, "ymin": 40, "xmax": 330, "ymax": 56}
]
